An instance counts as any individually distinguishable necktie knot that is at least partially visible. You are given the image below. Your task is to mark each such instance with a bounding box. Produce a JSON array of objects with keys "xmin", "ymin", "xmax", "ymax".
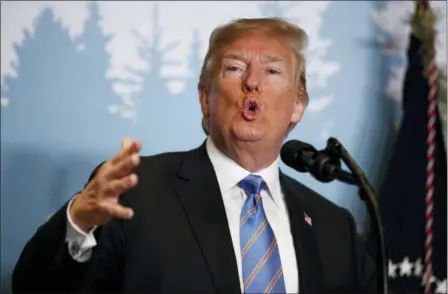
[{"xmin": 238, "ymin": 174, "xmax": 266, "ymax": 196}]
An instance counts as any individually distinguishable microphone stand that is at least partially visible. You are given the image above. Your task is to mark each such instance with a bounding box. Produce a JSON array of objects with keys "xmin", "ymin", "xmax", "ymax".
[{"xmin": 325, "ymin": 137, "xmax": 388, "ymax": 294}]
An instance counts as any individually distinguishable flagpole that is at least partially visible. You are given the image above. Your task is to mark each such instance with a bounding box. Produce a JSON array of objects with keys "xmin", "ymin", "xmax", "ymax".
[{"xmin": 416, "ymin": 0, "xmax": 438, "ymax": 293}]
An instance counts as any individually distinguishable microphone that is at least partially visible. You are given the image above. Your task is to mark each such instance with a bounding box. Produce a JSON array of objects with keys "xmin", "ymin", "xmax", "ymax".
[
  {"xmin": 280, "ymin": 140, "xmax": 356, "ymax": 184},
  {"xmin": 281, "ymin": 138, "xmax": 389, "ymax": 293},
  {"xmin": 280, "ymin": 140, "xmax": 316, "ymax": 173}
]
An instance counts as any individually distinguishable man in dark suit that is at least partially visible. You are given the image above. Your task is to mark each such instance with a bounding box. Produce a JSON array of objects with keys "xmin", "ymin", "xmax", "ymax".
[{"xmin": 12, "ymin": 18, "xmax": 376, "ymax": 293}]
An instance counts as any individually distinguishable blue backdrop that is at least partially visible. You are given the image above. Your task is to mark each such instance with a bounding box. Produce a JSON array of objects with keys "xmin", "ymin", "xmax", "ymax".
[{"xmin": 1, "ymin": 1, "xmax": 446, "ymax": 292}]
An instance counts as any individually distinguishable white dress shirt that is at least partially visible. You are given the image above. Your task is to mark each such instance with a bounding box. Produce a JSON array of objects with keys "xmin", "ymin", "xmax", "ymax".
[{"xmin": 66, "ymin": 137, "xmax": 299, "ymax": 293}]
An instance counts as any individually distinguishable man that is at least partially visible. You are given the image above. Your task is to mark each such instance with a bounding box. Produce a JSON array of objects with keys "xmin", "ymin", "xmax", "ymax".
[{"xmin": 12, "ymin": 18, "xmax": 376, "ymax": 293}]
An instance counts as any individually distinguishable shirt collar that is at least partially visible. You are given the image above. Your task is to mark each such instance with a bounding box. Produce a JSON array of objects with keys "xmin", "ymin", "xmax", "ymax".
[{"xmin": 205, "ymin": 136, "xmax": 282, "ymax": 206}]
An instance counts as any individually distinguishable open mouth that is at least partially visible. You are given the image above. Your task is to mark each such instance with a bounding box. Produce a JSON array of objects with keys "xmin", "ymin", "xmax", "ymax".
[{"xmin": 242, "ymin": 98, "xmax": 261, "ymax": 121}]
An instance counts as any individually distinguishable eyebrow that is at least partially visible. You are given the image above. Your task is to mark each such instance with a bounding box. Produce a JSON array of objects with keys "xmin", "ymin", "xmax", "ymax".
[{"xmin": 222, "ymin": 53, "xmax": 285, "ymax": 64}]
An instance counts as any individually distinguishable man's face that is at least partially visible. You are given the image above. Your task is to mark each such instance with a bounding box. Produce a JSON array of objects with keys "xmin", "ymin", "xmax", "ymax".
[{"xmin": 200, "ymin": 31, "xmax": 306, "ymax": 148}]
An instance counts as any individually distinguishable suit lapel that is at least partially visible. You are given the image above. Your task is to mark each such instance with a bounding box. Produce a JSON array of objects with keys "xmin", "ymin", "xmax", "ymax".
[
  {"xmin": 280, "ymin": 172, "xmax": 324, "ymax": 294},
  {"xmin": 174, "ymin": 142, "xmax": 241, "ymax": 293}
]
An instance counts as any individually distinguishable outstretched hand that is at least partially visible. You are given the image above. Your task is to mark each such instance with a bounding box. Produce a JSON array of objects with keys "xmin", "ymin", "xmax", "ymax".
[{"xmin": 69, "ymin": 138, "xmax": 142, "ymax": 232}]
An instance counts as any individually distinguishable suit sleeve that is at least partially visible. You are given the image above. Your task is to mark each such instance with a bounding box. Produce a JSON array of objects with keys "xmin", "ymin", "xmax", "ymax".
[
  {"xmin": 11, "ymin": 162, "xmax": 125, "ymax": 293},
  {"xmin": 77, "ymin": 216, "xmax": 126, "ymax": 292},
  {"xmin": 344, "ymin": 208, "xmax": 377, "ymax": 293},
  {"xmin": 11, "ymin": 202, "xmax": 93, "ymax": 293}
]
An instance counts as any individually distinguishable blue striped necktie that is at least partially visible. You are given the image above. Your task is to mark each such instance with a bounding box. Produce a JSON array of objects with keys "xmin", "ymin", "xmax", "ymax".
[{"xmin": 238, "ymin": 174, "xmax": 286, "ymax": 294}]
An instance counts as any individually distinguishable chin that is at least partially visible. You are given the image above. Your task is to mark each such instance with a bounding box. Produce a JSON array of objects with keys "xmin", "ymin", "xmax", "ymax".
[{"xmin": 230, "ymin": 124, "xmax": 265, "ymax": 142}]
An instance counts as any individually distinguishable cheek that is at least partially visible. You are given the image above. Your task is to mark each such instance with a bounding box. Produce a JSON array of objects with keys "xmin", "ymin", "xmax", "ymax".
[
  {"xmin": 265, "ymin": 81, "xmax": 296, "ymax": 117},
  {"xmin": 208, "ymin": 80, "xmax": 241, "ymax": 117}
]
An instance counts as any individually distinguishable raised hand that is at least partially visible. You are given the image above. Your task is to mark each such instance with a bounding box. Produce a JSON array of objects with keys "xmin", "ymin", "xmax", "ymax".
[{"xmin": 69, "ymin": 138, "xmax": 142, "ymax": 232}]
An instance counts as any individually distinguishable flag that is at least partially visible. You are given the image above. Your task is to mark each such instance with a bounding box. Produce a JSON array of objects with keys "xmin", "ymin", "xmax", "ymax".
[
  {"xmin": 304, "ymin": 213, "xmax": 312, "ymax": 226},
  {"xmin": 375, "ymin": 2, "xmax": 447, "ymax": 293}
]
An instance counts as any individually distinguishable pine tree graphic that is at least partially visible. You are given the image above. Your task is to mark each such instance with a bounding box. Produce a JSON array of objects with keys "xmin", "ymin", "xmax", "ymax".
[
  {"xmin": 1, "ymin": 8, "xmax": 80, "ymax": 141},
  {"xmin": 118, "ymin": 3, "xmax": 183, "ymax": 123},
  {"xmin": 73, "ymin": 1, "xmax": 131, "ymax": 137}
]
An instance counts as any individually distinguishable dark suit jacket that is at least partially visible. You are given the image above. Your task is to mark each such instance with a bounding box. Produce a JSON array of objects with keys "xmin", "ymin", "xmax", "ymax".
[{"xmin": 12, "ymin": 142, "xmax": 376, "ymax": 293}]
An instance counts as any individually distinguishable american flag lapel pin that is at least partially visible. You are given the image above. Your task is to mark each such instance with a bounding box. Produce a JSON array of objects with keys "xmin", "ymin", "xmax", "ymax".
[{"xmin": 304, "ymin": 213, "xmax": 312, "ymax": 226}]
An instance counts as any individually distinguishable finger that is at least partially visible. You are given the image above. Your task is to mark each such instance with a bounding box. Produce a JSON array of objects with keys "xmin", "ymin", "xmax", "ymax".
[
  {"xmin": 121, "ymin": 137, "xmax": 132, "ymax": 150},
  {"xmin": 102, "ymin": 174, "xmax": 138, "ymax": 196},
  {"xmin": 98, "ymin": 201, "xmax": 134, "ymax": 219},
  {"xmin": 111, "ymin": 138, "xmax": 132, "ymax": 166},
  {"xmin": 122, "ymin": 139, "xmax": 141, "ymax": 156},
  {"xmin": 113, "ymin": 137, "xmax": 134, "ymax": 164},
  {"xmin": 106, "ymin": 153, "xmax": 140, "ymax": 180},
  {"xmin": 111, "ymin": 139, "xmax": 142, "ymax": 164}
]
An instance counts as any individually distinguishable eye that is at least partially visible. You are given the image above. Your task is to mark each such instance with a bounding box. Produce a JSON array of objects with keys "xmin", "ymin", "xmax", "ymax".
[
  {"xmin": 226, "ymin": 66, "xmax": 243, "ymax": 72},
  {"xmin": 267, "ymin": 69, "xmax": 281, "ymax": 75}
]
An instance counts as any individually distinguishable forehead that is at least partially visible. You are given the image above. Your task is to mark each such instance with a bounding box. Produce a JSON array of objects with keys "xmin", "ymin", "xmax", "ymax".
[{"xmin": 221, "ymin": 32, "xmax": 294, "ymax": 63}]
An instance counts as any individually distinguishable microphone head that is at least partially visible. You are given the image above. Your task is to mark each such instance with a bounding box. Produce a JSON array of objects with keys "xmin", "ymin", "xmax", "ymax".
[{"xmin": 280, "ymin": 140, "xmax": 317, "ymax": 172}]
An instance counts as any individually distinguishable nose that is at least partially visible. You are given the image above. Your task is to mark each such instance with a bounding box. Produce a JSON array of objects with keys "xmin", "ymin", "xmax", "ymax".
[{"xmin": 242, "ymin": 68, "xmax": 261, "ymax": 93}]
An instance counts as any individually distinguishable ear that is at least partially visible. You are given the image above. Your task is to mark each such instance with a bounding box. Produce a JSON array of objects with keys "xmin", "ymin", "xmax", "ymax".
[
  {"xmin": 199, "ymin": 87, "xmax": 210, "ymax": 119},
  {"xmin": 290, "ymin": 96, "xmax": 307, "ymax": 124}
]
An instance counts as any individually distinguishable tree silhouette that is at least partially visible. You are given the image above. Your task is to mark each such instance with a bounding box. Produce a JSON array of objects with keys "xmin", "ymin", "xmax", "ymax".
[
  {"xmin": 1, "ymin": 7, "xmax": 81, "ymax": 142},
  {"xmin": 2, "ymin": 4, "xmax": 136, "ymax": 207},
  {"xmin": 73, "ymin": 1, "xmax": 132, "ymax": 139},
  {"xmin": 109, "ymin": 3, "xmax": 196, "ymax": 152},
  {"xmin": 1, "ymin": 8, "xmax": 83, "ymax": 292},
  {"xmin": 120, "ymin": 3, "xmax": 183, "ymax": 123},
  {"xmin": 168, "ymin": 28, "xmax": 205, "ymax": 148},
  {"xmin": 3, "ymin": 3, "xmax": 133, "ymax": 141}
]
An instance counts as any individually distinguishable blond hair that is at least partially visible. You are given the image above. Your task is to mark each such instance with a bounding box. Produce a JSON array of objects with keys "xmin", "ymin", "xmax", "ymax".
[{"xmin": 199, "ymin": 18, "xmax": 309, "ymax": 135}]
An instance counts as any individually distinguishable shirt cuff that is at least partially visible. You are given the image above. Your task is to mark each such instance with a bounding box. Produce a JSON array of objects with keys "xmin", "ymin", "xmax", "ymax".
[{"xmin": 65, "ymin": 196, "xmax": 97, "ymax": 262}]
